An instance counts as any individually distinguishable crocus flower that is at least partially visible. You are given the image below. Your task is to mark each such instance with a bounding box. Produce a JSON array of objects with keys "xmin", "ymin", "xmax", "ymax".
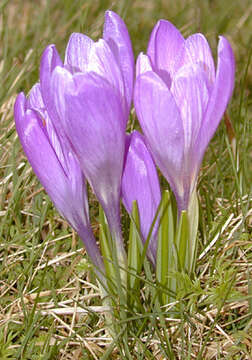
[
  {"xmin": 38, "ymin": 11, "xmax": 134, "ymax": 262},
  {"xmin": 134, "ymin": 20, "xmax": 235, "ymax": 212},
  {"xmin": 121, "ymin": 130, "xmax": 161, "ymax": 265},
  {"xmin": 14, "ymin": 85, "xmax": 104, "ymax": 272}
]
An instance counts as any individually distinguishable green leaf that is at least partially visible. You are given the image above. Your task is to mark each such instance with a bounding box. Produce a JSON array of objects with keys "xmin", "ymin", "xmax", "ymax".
[
  {"xmin": 175, "ymin": 210, "xmax": 189, "ymax": 273},
  {"xmin": 187, "ymin": 189, "xmax": 199, "ymax": 274},
  {"xmin": 156, "ymin": 190, "xmax": 175, "ymax": 305},
  {"xmin": 128, "ymin": 201, "xmax": 141, "ymax": 294},
  {"xmin": 99, "ymin": 204, "xmax": 117, "ymax": 293}
]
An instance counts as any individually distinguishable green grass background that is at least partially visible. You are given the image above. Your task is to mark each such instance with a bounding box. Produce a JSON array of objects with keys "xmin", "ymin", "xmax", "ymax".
[{"xmin": 0, "ymin": 0, "xmax": 251, "ymax": 359}]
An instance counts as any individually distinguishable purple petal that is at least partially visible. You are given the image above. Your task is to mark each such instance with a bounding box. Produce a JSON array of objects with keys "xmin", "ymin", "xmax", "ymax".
[
  {"xmin": 136, "ymin": 52, "xmax": 153, "ymax": 77},
  {"xmin": 39, "ymin": 45, "xmax": 67, "ymax": 143},
  {"xmin": 147, "ymin": 20, "xmax": 185, "ymax": 77},
  {"xmin": 103, "ymin": 10, "xmax": 134, "ymax": 113},
  {"xmin": 86, "ymin": 39, "xmax": 126, "ymax": 117},
  {"xmin": 40, "ymin": 44, "xmax": 63, "ymax": 108},
  {"xmin": 27, "ymin": 83, "xmax": 44, "ymax": 111},
  {"xmin": 28, "ymin": 82, "xmax": 69, "ymax": 176},
  {"xmin": 134, "ymin": 71, "xmax": 185, "ymax": 205},
  {"xmin": 196, "ymin": 36, "xmax": 235, "ymax": 160},
  {"xmin": 64, "ymin": 74, "xmax": 126, "ymax": 208},
  {"xmin": 170, "ymin": 64, "xmax": 211, "ymax": 209},
  {"xmin": 14, "ymin": 93, "xmax": 71, "ymax": 219},
  {"xmin": 38, "ymin": 62, "xmax": 84, "ymax": 220},
  {"xmin": 64, "ymin": 32, "xmax": 94, "ymax": 72},
  {"xmin": 14, "ymin": 93, "xmax": 104, "ymax": 270},
  {"xmin": 40, "ymin": 63, "xmax": 76, "ymax": 186},
  {"xmin": 52, "ymin": 68, "xmax": 126, "ymax": 233},
  {"xmin": 15, "ymin": 94, "xmax": 75, "ymax": 224},
  {"xmin": 183, "ymin": 33, "xmax": 215, "ymax": 83},
  {"xmin": 14, "ymin": 92, "xmax": 27, "ymax": 126},
  {"xmin": 50, "ymin": 66, "xmax": 73, "ymax": 131},
  {"xmin": 122, "ymin": 130, "xmax": 161, "ymax": 263},
  {"xmin": 146, "ymin": 20, "xmax": 160, "ymax": 63},
  {"xmin": 171, "ymin": 63, "xmax": 210, "ymax": 152}
]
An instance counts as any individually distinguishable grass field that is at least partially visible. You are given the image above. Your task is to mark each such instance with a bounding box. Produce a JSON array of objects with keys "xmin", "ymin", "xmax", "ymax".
[{"xmin": 0, "ymin": 0, "xmax": 251, "ymax": 359}]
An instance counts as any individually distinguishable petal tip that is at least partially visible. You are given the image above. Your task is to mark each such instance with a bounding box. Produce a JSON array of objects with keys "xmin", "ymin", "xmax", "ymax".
[
  {"xmin": 218, "ymin": 36, "xmax": 234, "ymax": 56},
  {"xmin": 105, "ymin": 10, "xmax": 121, "ymax": 22},
  {"xmin": 41, "ymin": 44, "xmax": 58, "ymax": 59},
  {"xmin": 40, "ymin": 44, "xmax": 62, "ymax": 84},
  {"xmin": 14, "ymin": 92, "xmax": 26, "ymax": 121},
  {"xmin": 217, "ymin": 36, "xmax": 235, "ymax": 74}
]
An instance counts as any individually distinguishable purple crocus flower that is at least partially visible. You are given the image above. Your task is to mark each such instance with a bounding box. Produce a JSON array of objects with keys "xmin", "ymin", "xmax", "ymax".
[
  {"xmin": 134, "ymin": 20, "xmax": 235, "ymax": 212},
  {"xmin": 14, "ymin": 85, "xmax": 104, "ymax": 272},
  {"xmin": 121, "ymin": 130, "xmax": 161, "ymax": 265},
  {"xmin": 38, "ymin": 11, "xmax": 134, "ymax": 260}
]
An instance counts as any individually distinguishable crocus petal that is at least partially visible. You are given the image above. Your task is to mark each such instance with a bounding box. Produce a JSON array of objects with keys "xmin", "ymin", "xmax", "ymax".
[
  {"xmin": 183, "ymin": 34, "xmax": 215, "ymax": 84},
  {"xmin": 86, "ymin": 39, "xmax": 125, "ymax": 112},
  {"xmin": 14, "ymin": 92, "xmax": 27, "ymax": 126},
  {"xmin": 134, "ymin": 71, "xmax": 185, "ymax": 203},
  {"xmin": 15, "ymin": 93, "xmax": 78, "ymax": 228},
  {"xmin": 52, "ymin": 68, "xmax": 126, "ymax": 226},
  {"xmin": 53, "ymin": 69, "xmax": 127, "ymax": 254},
  {"xmin": 64, "ymin": 32, "xmax": 94, "ymax": 72},
  {"xmin": 171, "ymin": 63, "xmax": 210, "ymax": 152},
  {"xmin": 14, "ymin": 93, "xmax": 71, "ymax": 219},
  {"xmin": 147, "ymin": 20, "xmax": 185, "ymax": 77},
  {"xmin": 15, "ymin": 93, "xmax": 104, "ymax": 271},
  {"xmin": 50, "ymin": 66, "xmax": 74, "ymax": 131},
  {"xmin": 139, "ymin": 22, "xmax": 235, "ymax": 214},
  {"xmin": 40, "ymin": 44, "xmax": 63, "ymax": 108},
  {"xmin": 122, "ymin": 130, "xmax": 161, "ymax": 264},
  {"xmin": 28, "ymin": 83, "xmax": 66, "ymax": 169},
  {"xmin": 136, "ymin": 52, "xmax": 153, "ymax": 77},
  {"xmin": 196, "ymin": 36, "xmax": 235, "ymax": 160},
  {"xmin": 103, "ymin": 10, "xmax": 134, "ymax": 113},
  {"xmin": 170, "ymin": 65, "xmax": 211, "ymax": 210},
  {"xmin": 65, "ymin": 74, "xmax": 125, "ymax": 208},
  {"xmin": 40, "ymin": 45, "xmax": 67, "ymax": 143},
  {"xmin": 27, "ymin": 83, "xmax": 44, "ymax": 111}
]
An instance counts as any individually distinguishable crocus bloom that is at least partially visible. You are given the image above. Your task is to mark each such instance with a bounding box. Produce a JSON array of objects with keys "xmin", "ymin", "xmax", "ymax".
[
  {"xmin": 121, "ymin": 131, "xmax": 161, "ymax": 265},
  {"xmin": 134, "ymin": 20, "xmax": 235, "ymax": 212},
  {"xmin": 39, "ymin": 11, "xmax": 134, "ymax": 260},
  {"xmin": 14, "ymin": 85, "xmax": 104, "ymax": 272}
]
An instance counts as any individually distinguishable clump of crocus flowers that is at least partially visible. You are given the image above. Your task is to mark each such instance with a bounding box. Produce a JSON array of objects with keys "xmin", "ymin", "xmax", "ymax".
[{"xmin": 14, "ymin": 11, "xmax": 235, "ymax": 302}]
